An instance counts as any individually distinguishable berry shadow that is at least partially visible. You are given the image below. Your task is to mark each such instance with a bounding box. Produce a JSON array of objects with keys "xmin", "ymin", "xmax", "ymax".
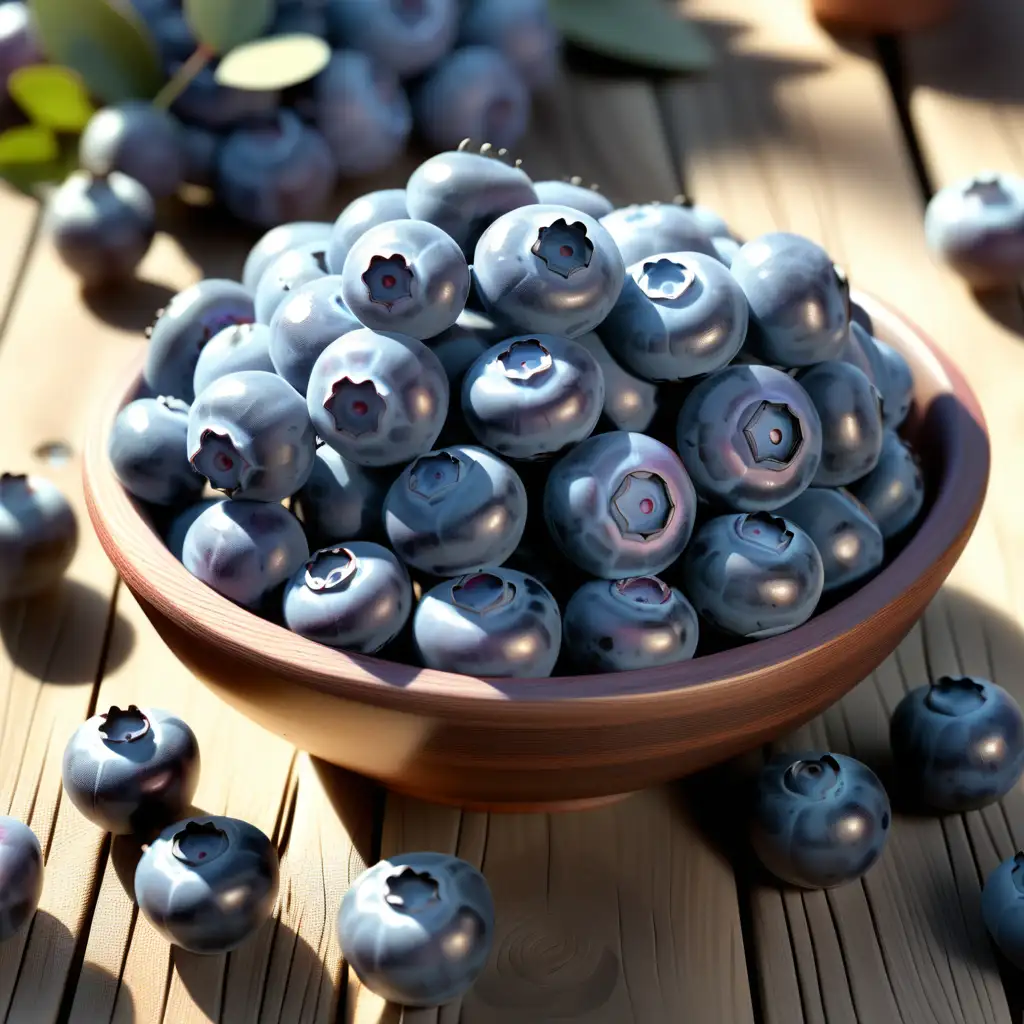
[
  {"xmin": 0, "ymin": 578, "xmax": 134, "ymax": 684},
  {"xmin": 66, "ymin": 960, "xmax": 135, "ymax": 1021},
  {"xmin": 309, "ymin": 759, "xmax": 385, "ymax": 868},
  {"xmin": 971, "ymin": 285, "xmax": 1024, "ymax": 341},
  {"xmin": 81, "ymin": 278, "xmax": 178, "ymax": 334}
]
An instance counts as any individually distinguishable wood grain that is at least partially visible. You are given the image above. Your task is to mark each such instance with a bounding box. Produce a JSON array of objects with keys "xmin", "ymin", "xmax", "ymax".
[{"xmin": 662, "ymin": 0, "xmax": 1024, "ymax": 1020}]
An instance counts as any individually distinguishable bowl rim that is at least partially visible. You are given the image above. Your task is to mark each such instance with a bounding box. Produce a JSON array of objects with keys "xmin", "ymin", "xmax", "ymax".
[{"xmin": 84, "ymin": 291, "xmax": 989, "ymax": 716}]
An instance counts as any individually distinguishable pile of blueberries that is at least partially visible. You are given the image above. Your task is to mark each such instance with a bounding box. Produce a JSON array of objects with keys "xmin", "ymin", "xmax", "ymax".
[{"xmin": 110, "ymin": 140, "xmax": 924, "ymax": 679}]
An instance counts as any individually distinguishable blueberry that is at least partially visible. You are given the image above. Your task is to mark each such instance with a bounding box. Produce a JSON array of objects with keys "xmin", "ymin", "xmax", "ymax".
[
  {"xmin": 405, "ymin": 146, "xmax": 538, "ymax": 260},
  {"xmin": 847, "ymin": 430, "xmax": 924, "ymax": 540},
  {"xmin": 711, "ymin": 235, "xmax": 741, "ymax": 268},
  {"xmin": 599, "ymin": 202, "xmax": 717, "ymax": 266},
  {"xmin": 192, "ymin": 323, "xmax": 275, "ymax": 396},
  {"xmin": 473, "ymin": 204, "xmax": 626, "ymax": 339},
  {"xmin": 135, "ymin": 816, "xmax": 279, "ymax": 954},
  {"xmin": 283, "ymin": 542, "xmax": 412, "ymax": 652},
  {"xmin": 414, "ymin": 568, "xmax": 562, "ymax": 676},
  {"xmin": 181, "ymin": 499, "xmax": 308, "ymax": 610},
  {"xmin": 873, "ymin": 338, "xmax": 914, "ymax": 430},
  {"xmin": 79, "ymin": 102, "xmax": 184, "ymax": 200},
  {"xmin": 243, "ymin": 221, "xmax": 332, "ymax": 294},
  {"xmin": 424, "ymin": 306, "xmax": 505, "ymax": 386},
  {"xmin": 682, "ymin": 200, "xmax": 732, "ymax": 240},
  {"xmin": 217, "ymin": 111, "xmax": 336, "ymax": 230},
  {"xmin": 46, "ymin": 170, "xmax": 155, "ymax": 288},
  {"xmin": 268, "ymin": 275, "xmax": 361, "ymax": 394},
  {"xmin": 293, "ymin": 447, "xmax": 390, "ymax": 550},
  {"xmin": 0, "ymin": 817, "xmax": 42, "ymax": 942},
  {"xmin": 675, "ymin": 364, "xmax": 823, "ymax": 512},
  {"xmin": 171, "ymin": 64, "xmax": 279, "ymax": 132},
  {"xmin": 0, "ymin": 3, "xmax": 42, "ymax": 88},
  {"xmin": 61, "ymin": 705, "xmax": 200, "ymax": 835},
  {"xmin": 544, "ymin": 430, "xmax": 697, "ymax": 579},
  {"xmin": 179, "ymin": 125, "xmax": 220, "ymax": 189},
  {"xmin": 924, "ymin": 172, "xmax": 1024, "ymax": 289},
  {"xmin": 306, "ymin": 328, "xmax": 449, "ymax": 468},
  {"xmin": 413, "ymin": 45, "xmax": 530, "ymax": 153},
  {"xmin": 338, "ymin": 852, "xmax": 494, "ymax": 1008},
  {"xmin": 164, "ymin": 497, "xmax": 224, "ymax": 562},
  {"xmin": 144, "ymin": 279, "xmax": 255, "ymax": 404},
  {"xmin": 532, "ymin": 178, "xmax": 614, "ymax": 220},
  {"xmin": 890, "ymin": 675, "xmax": 1024, "ymax": 812},
  {"xmin": 794, "ymin": 361, "xmax": 884, "ymax": 488},
  {"xmin": 751, "ymin": 751, "xmax": 890, "ymax": 889},
  {"xmin": 598, "ymin": 251, "xmax": 748, "ymax": 382},
  {"xmin": 836, "ymin": 321, "xmax": 882, "ymax": 386},
  {"xmin": 149, "ymin": 8, "xmax": 195, "ymax": 64},
  {"xmin": 327, "ymin": 189, "xmax": 409, "ymax": 276},
  {"xmin": 271, "ymin": 0, "xmax": 327, "ymax": 35},
  {"xmin": 188, "ymin": 370, "xmax": 316, "ymax": 502},
  {"xmin": 458, "ymin": 0, "xmax": 560, "ymax": 89},
  {"xmin": 108, "ymin": 395, "xmax": 204, "ymax": 507},
  {"xmin": 563, "ymin": 576, "xmax": 699, "ymax": 672},
  {"xmin": 575, "ymin": 331, "xmax": 660, "ymax": 433},
  {"xmin": 461, "ymin": 334, "xmax": 604, "ymax": 460},
  {"xmin": 983, "ymin": 852, "xmax": 1024, "ymax": 970},
  {"xmin": 0, "ymin": 473, "xmax": 77, "ymax": 601},
  {"xmin": 773, "ymin": 487, "xmax": 884, "ymax": 593},
  {"xmin": 326, "ymin": 0, "xmax": 458, "ymax": 77},
  {"xmin": 341, "ymin": 219, "xmax": 470, "ymax": 340},
  {"xmin": 384, "ymin": 444, "xmax": 527, "ymax": 575},
  {"xmin": 311, "ymin": 51, "xmax": 412, "ymax": 177},
  {"xmin": 682, "ymin": 512, "xmax": 824, "ymax": 638},
  {"xmin": 254, "ymin": 239, "xmax": 331, "ymax": 325}
]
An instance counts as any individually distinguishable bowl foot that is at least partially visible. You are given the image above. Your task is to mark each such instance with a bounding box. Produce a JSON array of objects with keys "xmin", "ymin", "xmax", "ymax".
[{"xmin": 385, "ymin": 783, "xmax": 635, "ymax": 815}]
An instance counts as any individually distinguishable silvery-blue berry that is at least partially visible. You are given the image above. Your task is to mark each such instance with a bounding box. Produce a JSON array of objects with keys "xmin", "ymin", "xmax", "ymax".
[
  {"xmin": 983, "ymin": 852, "xmax": 1024, "ymax": 970},
  {"xmin": 682, "ymin": 511, "xmax": 824, "ymax": 638},
  {"xmin": 0, "ymin": 816, "xmax": 42, "ymax": 942},
  {"xmin": 164, "ymin": 497, "xmax": 223, "ymax": 562},
  {"xmin": 458, "ymin": 0, "xmax": 560, "ymax": 89},
  {"xmin": 599, "ymin": 202, "xmax": 717, "ymax": 266},
  {"xmin": 181, "ymin": 499, "xmax": 308, "ymax": 610},
  {"xmin": 682, "ymin": 200, "xmax": 731, "ymax": 240},
  {"xmin": 243, "ymin": 221, "xmax": 332, "ymax": 294},
  {"xmin": 135, "ymin": 816, "xmax": 278, "ymax": 954},
  {"xmin": 563, "ymin": 576, "xmax": 699, "ymax": 673},
  {"xmin": 848, "ymin": 430, "xmax": 924, "ymax": 540},
  {"xmin": 544, "ymin": 430, "xmax": 697, "ymax": 579},
  {"xmin": 837, "ymin": 321, "xmax": 913, "ymax": 429},
  {"xmin": 424, "ymin": 307, "xmax": 505, "ymax": 386},
  {"xmin": 472, "ymin": 203, "xmax": 625, "ymax": 338},
  {"xmin": 384, "ymin": 444, "xmax": 527, "ymax": 575},
  {"xmin": 179, "ymin": 125, "xmax": 219, "ymax": 188},
  {"xmin": 0, "ymin": 2, "xmax": 42, "ymax": 91},
  {"xmin": 108, "ymin": 396, "xmax": 204, "ymax": 506},
  {"xmin": 751, "ymin": 752, "xmax": 891, "ymax": 889},
  {"xmin": 171, "ymin": 64, "xmax": 279, "ymax": 132},
  {"xmin": 338, "ymin": 852, "xmax": 494, "ymax": 1008},
  {"xmin": 598, "ymin": 250, "xmax": 748, "ymax": 382},
  {"xmin": 711, "ymin": 235, "xmax": 741, "ymax": 268},
  {"xmin": 61, "ymin": 704, "xmax": 200, "ymax": 835},
  {"xmin": 192, "ymin": 323, "xmax": 274, "ymax": 396},
  {"xmin": 144, "ymin": 278, "xmax": 255, "ymax": 404},
  {"xmin": 924, "ymin": 172, "xmax": 1024, "ymax": 289},
  {"xmin": 341, "ymin": 219, "xmax": 470, "ymax": 339},
  {"xmin": 327, "ymin": 189, "xmax": 409, "ymax": 275},
  {"xmin": 254, "ymin": 238, "xmax": 330, "ymax": 325},
  {"xmin": 461, "ymin": 334, "xmax": 604, "ymax": 460},
  {"xmin": 414, "ymin": 568, "xmax": 562, "ymax": 677},
  {"xmin": 307, "ymin": 329, "xmax": 449, "ymax": 468},
  {"xmin": 188, "ymin": 370, "xmax": 316, "ymax": 502},
  {"xmin": 532, "ymin": 179, "xmax": 613, "ymax": 220},
  {"xmin": 774, "ymin": 487, "xmax": 884, "ymax": 594},
  {"xmin": 675, "ymin": 364, "xmax": 823, "ymax": 512},
  {"xmin": 730, "ymin": 232, "xmax": 849, "ymax": 367}
]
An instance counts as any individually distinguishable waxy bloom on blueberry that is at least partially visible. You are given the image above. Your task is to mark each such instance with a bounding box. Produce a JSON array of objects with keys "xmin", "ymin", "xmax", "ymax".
[
  {"xmin": 599, "ymin": 201, "xmax": 717, "ymax": 267},
  {"xmin": 328, "ymin": 189, "xmax": 409, "ymax": 275},
  {"xmin": 533, "ymin": 178, "xmax": 613, "ymax": 221},
  {"xmin": 0, "ymin": 817, "xmax": 42, "ymax": 942},
  {"xmin": 192, "ymin": 323, "xmax": 275, "ymax": 396},
  {"xmin": 254, "ymin": 238, "xmax": 331, "ymax": 325},
  {"xmin": 242, "ymin": 221, "xmax": 332, "ymax": 294}
]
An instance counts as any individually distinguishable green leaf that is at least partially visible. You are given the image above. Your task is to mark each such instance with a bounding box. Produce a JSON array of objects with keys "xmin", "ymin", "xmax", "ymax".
[
  {"xmin": 7, "ymin": 65, "xmax": 95, "ymax": 131},
  {"xmin": 215, "ymin": 33, "xmax": 331, "ymax": 91},
  {"xmin": 548, "ymin": 0, "xmax": 714, "ymax": 73},
  {"xmin": 184, "ymin": 0, "xmax": 275, "ymax": 54},
  {"xmin": 0, "ymin": 125, "xmax": 59, "ymax": 164},
  {"xmin": 27, "ymin": 0, "xmax": 164, "ymax": 103}
]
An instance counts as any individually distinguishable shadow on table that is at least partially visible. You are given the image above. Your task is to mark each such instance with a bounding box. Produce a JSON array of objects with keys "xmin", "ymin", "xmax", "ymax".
[
  {"xmin": 0, "ymin": 578, "xmax": 134, "ymax": 684},
  {"xmin": 69, "ymin": 961, "xmax": 135, "ymax": 1021},
  {"xmin": 82, "ymin": 279, "xmax": 178, "ymax": 335}
]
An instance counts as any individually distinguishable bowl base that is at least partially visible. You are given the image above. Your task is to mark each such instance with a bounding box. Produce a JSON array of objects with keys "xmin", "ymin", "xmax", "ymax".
[{"xmin": 386, "ymin": 782, "xmax": 636, "ymax": 815}]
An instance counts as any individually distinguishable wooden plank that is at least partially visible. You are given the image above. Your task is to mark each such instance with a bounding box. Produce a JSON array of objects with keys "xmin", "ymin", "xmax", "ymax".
[
  {"xmin": 347, "ymin": 71, "xmax": 755, "ymax": 1024},
  {"xmin": 659, "ymin": 0, "xmax": 1024, "ymax": 1020}
]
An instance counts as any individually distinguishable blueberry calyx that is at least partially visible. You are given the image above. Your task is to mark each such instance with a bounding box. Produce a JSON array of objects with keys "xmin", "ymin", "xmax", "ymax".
[
  {"xmin": 191, "ymin": 428, "xmax": 250, "ymax": 496},
  {"xmin": 783, "ymin": 754, "xmax": 842, "ymax": 799},
  {"xmin": 636, "ymin": 258, "xmax": 698, "ymax": 304},
  {"xmin": 614, "ymin": 576, "xmax": 671, "ymax": 605},
  {"xmin": 98, "ymin": 704, "xmax": 151, "ymax": 744},
  {"xmin": 450, "ymin": 572, "xmax": 515, "ymax": 614},
  {"xmin": 324, "ymin": 377, "xmax": 386, "ymax": 436},
  {"xmin": 384, "ymin": 867, "xmax": 441, "ymax": 913},
  {"xmin": 531, "ymin": 219, "xmax": 593, "ymax": 279},
  {"xmin": 610, "ymin": 471, "xmax": 674, "ymax": 540},
  {"xmin": 925, "ymin": 675, "xmax": 988, "ymax": 717},
  {"xmin": 409, "ymin": 452, "xmax": 462, "ymax": 499},
  {"xmin": 742, "ymin": 401, "xmax": 804, "ymax": 468},
  {"xmin": 736, "ymin": 511, "xmax": 794, "ymax": 552},
  {"xmin": 304, "ymin": 547, "xmax": 358, "ymax": 592},
  {"xmin": 171, "ymin": 820, "xmax": 230, "ymax": 867},
  {"xmin": 963, "ymin": 174, "xmax": 1011, "ymax": 206},
  {"xmin": 498, "ymin": 339, "xmax": 553, "ymax": 382},
  {"xmin": 362, "ymin": 254, "xmax": 414, "ymax": 310},
  {"xmin": 156, "ymin": 395, "xmax": 190, "ymax": 415}
]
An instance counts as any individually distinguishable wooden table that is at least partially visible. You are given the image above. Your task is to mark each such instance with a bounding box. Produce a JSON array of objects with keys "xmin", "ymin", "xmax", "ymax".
[{"xmin": 2, "ymin": 0, "xmax": 1023, "ymax": 1019}]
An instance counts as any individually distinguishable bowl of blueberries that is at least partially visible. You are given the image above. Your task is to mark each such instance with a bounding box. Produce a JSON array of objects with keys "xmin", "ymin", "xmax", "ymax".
[{"xmin": 82, "ymin": 140, "xmax": 990, "ymax": 811}]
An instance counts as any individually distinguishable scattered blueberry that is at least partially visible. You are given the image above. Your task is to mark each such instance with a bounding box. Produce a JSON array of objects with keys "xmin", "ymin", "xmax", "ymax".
[
  {"xmin": 458, "ymin": 0, "xmax": 560, "ymax": 89},
  {"xmin": 599, "ymin": 202, "xmax": 717, "ymax": 266},
  {"xmin": 0, "ymin": 2, "xmax": 42, "ymax": 92},
  {"xmin": 983, "ymin": 852, "xmax": 1024, "ymax": 970},
  {"xmin": 327, "ymin": 189, "xmax": 409, "ymax": 276},
  {"xmin": 847, "ymin": 429, "xmax": 924, "ymax": 540},
  {"xmin": 171, "ymin": 63, "xmax": 279, "ymax": 132},
  {"xmin": 0, "ymin": 817, "xmax": 42, "ymax": 942},
  {"xmin": 193, "ymin": 323, "xmax": 275, "ymax": 396},
  {"xmin": 179, "ymin": 124, "xmax": 220, "ymax": 189}
]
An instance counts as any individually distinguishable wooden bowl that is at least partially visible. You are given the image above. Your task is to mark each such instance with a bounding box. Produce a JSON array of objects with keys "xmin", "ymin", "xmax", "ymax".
[
  {"xmin": 84, "ymin": 292, "xmax": 989, "ymax": 812},
  {"xmin": 810, "ymin": 0, "xmax": 958, "ymax": 32}
]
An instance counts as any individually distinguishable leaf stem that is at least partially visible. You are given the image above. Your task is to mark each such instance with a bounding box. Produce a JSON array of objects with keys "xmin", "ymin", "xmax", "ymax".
[{"xmin": 152, "ymin": 44, "xmax": 216, "ymax": 110}]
